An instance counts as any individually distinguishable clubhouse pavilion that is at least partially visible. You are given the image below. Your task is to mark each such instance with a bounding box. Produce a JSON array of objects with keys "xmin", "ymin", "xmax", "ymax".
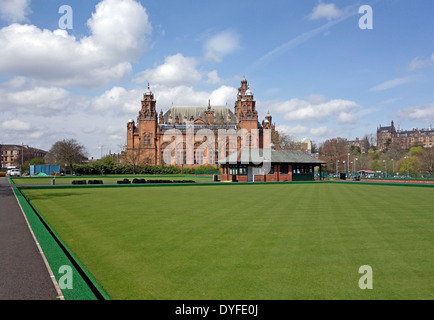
[{"xmin": 218, "ymin": 148, "xmax": 326, "ymax": 182}]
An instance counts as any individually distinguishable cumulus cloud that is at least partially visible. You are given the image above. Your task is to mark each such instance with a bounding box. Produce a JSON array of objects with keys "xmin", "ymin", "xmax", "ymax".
[
  {"xmin": 207, "ymin": 70, "xmax": 222, "ymax": 84},
  {"xmin": 398, "ymin": 104, "xmax": 434, "ymax": 121},
  {"xmin": 90, "ymin": 83, "xmax": 238, "ymax": 118},
  {"xmin": 204, "ymin": 30, "xmax": 240, "ymax": 62},
  {"xmin": 1, "ymin": 119, "xmax": 31, "ymax": 131},
  {"xmin": 265, "ymin": 97, "xmax": 359, "ymax": 123},
  {"xmin": 135, "ymin": 54, "xmax": 202, "ymax": 86},
  {"xmin": 0, "ymin": 0, "xmax": 152, "ymax": 87},
  {"xmin": 0, "ymin": 0, "xmax": 31, "ymax": 23},
  {"xmin": 276, "ymin": 124, "xmax": 308, "ymax": 136},
  {"xmin": 91, "ymin": 86, "xmax": 142, "ymax": 113},
  {"xmin": 309, "ymin": 3, "xmax": 344, "ymax": 20},
  {"xmin": 309, "ymin": 126, "xmax": 335, "ymax": 137},
  {"xmin": 0, "ymin": 85, "xmax": 75, "ymax": 115},
  {"xmin": 150, "ymin": 84, "xmax": 237, "ymax": 109}
]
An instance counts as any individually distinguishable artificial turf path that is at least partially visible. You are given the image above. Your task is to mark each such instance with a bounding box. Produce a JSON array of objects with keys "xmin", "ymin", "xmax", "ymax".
[{"xmin": 20, "ymin": 182, "xmax": 434, "ymax": 300}]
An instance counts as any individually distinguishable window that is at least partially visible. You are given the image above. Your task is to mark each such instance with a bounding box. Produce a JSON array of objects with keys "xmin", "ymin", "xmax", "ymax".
[
  {"xmin": 194, "ymin": 150, "xmax": 204, "ymax": 164},
  {"xmin": 176, "ymin": 151, "xmax": 186, "ymax": 164},
  {"xmin": 280, "ymin": 164, "xmax": 289, "ymax": 174},
  {"xmin": 162, "ymin": 150, "xmax": 172, "ymax": 164},
  {"xmin": 144, "ymin": 135, "xmax": 151, "ymax": 145},
  {"xmin": 208, "ymin": 152, "xmax": 216, "ymax": 164}
]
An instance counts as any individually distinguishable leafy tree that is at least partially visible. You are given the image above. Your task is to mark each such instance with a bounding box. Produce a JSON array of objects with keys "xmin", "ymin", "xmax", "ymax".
[
  {"xmin": 21, "ymin": 157, "xmax": 45, "ymax": 174},
  {"xmin": 45, "ymin": 139, "xmax": 88, "ymax": 174},
  {"xmin": 408, "ymin": 146, "xmax": 423, "ymax": 157},
  {"xmin": 371, "ymin": 160, "xmax": 381, "ymax": 172},
  {"xmin": 349, "ymin": 145, "xmax": 361, "ymax": 155},
  {"xmin": 396, "ymin": 156, "xmax": 420, "ymax": 176}
]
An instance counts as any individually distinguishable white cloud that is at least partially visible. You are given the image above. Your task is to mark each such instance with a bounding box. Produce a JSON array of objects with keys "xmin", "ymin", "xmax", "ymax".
[
  {"xmin": 398, "ymin": 104, "xmax": 434, "ymax": 121},
  {"xmin": 309, "ymin": 126, "xmax": 335, "ymax": 137},
  {"xmin": 151, "ymin": 84, "xmax": 237, "ymax": 109},
  {"xmin": 87, "ymin": 0, "xmax": 152, "ymax": 61},
  {"xmin": 276, "ymin": 124, "xmax": 308, "ymax": 136},
  {"xmin": 0, "ymin": 85, "xmax": 74, "ymax": 115},
  {"xmin": 252, "ymin": 4, "xmax": 357, "ymax": 69},
  {"xmin": 207, "ymin": 70, "xmax": 222, "ymax": 84},
  {"xmin": 408, "ymin": 54, "xmax": 434, "ymax": 71},
  {"xmin": 204, "ymin": 30, "xmax": 240, "ymax": 62},
  {"xmin": 307, "ymin": 94, "xmax": 327, "ymax": 105},
  {"xmin": 309, "ymin": 3, "xmax": 344, "ymax": 20},
  {"xmin": 90, "ymin": 83, "xmax": 238, "ymax": 118},
  {"xmin": 0, "ymin": 0, "xmax": 152, "ymax": 87},
  {"xmin": 209, "ymin": 85, "xmax": 237, "ymax": 106},
  {"xmin": 2, "ymin": 76, "xmax": 28, "ymax": 88},
  {"xmin": 135, "ymin": 54, "xmax": 202, "ymax": 86},
  {"xmin": 0, "ymin": 0, "xmax": 31, "ymax": 23},
  {"xmin": 370, "ymin": 76, "xmax": 417, "ymax": 92},
  {"xmin": 265, "ymin": 97, "xmax": 359, "ymax": 122},
  {"xmin": 1, "ymin": 119, "xmax": 31, "ymax": 131},
  {"xmin": 28, "ymin": 131, "xmax": 44, "ymax": 139},
  {"xmin": 91, "ymin": 86, "xmax": 141, "ymax": 113},
  {"xmin": 336, "ymin": 112, "xmax": 357, "ymax": 124}
]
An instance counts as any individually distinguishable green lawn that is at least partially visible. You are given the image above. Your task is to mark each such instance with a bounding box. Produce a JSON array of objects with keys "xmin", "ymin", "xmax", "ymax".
[
  {"xmin": 11, "ymin": 174, "xmax": 213, "ymax": 185},
  {"xmin": 22, "ymin": 183, "xmax": 434, "ymax": 299}
]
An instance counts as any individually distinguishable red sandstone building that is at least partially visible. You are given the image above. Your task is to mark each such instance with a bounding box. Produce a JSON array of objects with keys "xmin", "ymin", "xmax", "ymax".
[
  {"xmin": 124, "ymin": 76, "xmax": 326, "ymax": 181},
  {"xmin": 124, "ymin": 77, "xmax": 275, "ymax": 166}
]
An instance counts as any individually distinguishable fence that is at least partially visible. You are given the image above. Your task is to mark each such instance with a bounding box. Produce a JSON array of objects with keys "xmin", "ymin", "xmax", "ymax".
[{"xmin": 321, "ymin": 171, "xmax": 434, "ymax": 181}]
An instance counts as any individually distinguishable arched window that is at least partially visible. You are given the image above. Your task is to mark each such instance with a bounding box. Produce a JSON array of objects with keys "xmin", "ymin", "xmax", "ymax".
[{"xmin": 144, "ymin": 134, "xmax": 151, "ymax": 145}]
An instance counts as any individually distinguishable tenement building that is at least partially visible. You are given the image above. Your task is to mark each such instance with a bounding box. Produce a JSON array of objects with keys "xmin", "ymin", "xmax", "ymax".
[
  {"xmin": 0, "ymin": 144, "xmax": 47, "ymax": 169},
  {"xmin": 124, "ymin": 77, "xmax": 276, "ymax": 167},
  {"xmin": 377, "ymin": 121, "xmax": 434, "ymax": 150}
]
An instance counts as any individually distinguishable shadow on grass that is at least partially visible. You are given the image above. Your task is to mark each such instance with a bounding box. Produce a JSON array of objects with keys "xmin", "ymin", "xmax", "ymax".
[{"xmin": 24, "ymin": 191, "xmax": 91, "ymax": 201}]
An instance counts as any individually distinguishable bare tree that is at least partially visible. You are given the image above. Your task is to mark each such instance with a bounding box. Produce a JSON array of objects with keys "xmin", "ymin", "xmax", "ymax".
[
  {"xmin": 318, "ymin": 137, "xmax": 349, "ymax": 172},
  {"xmin": 272, "ymin": 129, "xmax": 307, "ymax": 151},
  {"xmin": 45, "ymin": 139, "xmax": 88, "ymax": 174},
  {"xmin": 420, "ymin": 147, "xmax": 434, "ymax": 174}
]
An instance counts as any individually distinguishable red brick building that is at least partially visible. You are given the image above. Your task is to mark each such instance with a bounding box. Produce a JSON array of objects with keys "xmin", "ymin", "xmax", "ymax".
[
  {"xmin": 124, "ymin": 77, "xmax": 276, "ymax": 166},
  {"xmin": 219, "ymin": 148, "xmax": 325, "ymax": 182}
]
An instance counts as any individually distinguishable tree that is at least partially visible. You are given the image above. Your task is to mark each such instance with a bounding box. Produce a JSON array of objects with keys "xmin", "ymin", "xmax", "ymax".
[
  {"xmin": 318, "ymin": 137, "xmax": 348, "ymax": 173},
  {"xmin": 408, "ymin": 146, "xmax": 424, "ymax": 157},
  {"xmin": 21, "ymin": 157, "xmax": 45, "ymax": 175},
  {"xmin": 396, "ymin": 156, "xmax": 420, "ymax": 177},
  {"xmin": 387, "ymin": 142, "xmax": 406, "ymax": 162},
  {"xmin": 360, "ymin": 135, "xmax": 371, "ymax": 153},
  {"xmin": 419, "ymin": 147, "xmax": 434, "ymax": 175},
  {"xmin": 272, "ymin": 130, "xmax": 297, "ymax": 149},
  {"xmin": 272, "ymin": 129, "xmax": 311, "ymax": 152},
  {"xmin": 45, "ymin": 139, "xmax": 88, "ymax": 174}
]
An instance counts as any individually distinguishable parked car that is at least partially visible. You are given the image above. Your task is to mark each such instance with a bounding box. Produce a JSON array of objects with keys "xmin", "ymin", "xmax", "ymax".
[
  {"xmin": 9, "ymin": 168, "xmax": 21, "ymax": 177},
  {"xmin": 6, "ymin": 166, "xmax": 17, "ymax": 176}
]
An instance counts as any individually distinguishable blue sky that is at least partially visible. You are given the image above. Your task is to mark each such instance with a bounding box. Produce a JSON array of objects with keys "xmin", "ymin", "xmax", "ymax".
[{"xmin": 0, "ymin": 0, "xmax": 433, "ymax": 158}]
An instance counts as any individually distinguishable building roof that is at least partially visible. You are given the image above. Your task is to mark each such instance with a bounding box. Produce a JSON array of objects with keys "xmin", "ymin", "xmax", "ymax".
[
  {"xmin": 218, "ymin": 148, "xmax": 326, "ymax": 165},
  {"xmin": 163, "ymin": 106, "xmax": 237, "ymax": 125}
]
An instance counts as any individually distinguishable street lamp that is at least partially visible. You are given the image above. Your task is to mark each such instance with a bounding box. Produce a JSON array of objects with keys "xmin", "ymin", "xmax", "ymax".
[
  {"xmin": 347, "ymin": 153, "xmax": 350, "ymax": 174},
  {"xmin": 404, "ymin": 156, "xmax": 409, "ymax": 178},
  {"xmin": 336, "ymin": 159, "xmax": 339, "ymax": 175},
  {"xmin": 392, "ymin": 159, "xmax": 395, "ymax": 176},
  {"xmin": 383, "ymin": 160, "xmax": 387, "ymax": 178},
  {"xmin": 343, "ymin": 160, "xmax": 346, "ymax": 176},
  {"xmin": 355, "ymin": 158, "xmax": 358, "ymax": 174}
]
